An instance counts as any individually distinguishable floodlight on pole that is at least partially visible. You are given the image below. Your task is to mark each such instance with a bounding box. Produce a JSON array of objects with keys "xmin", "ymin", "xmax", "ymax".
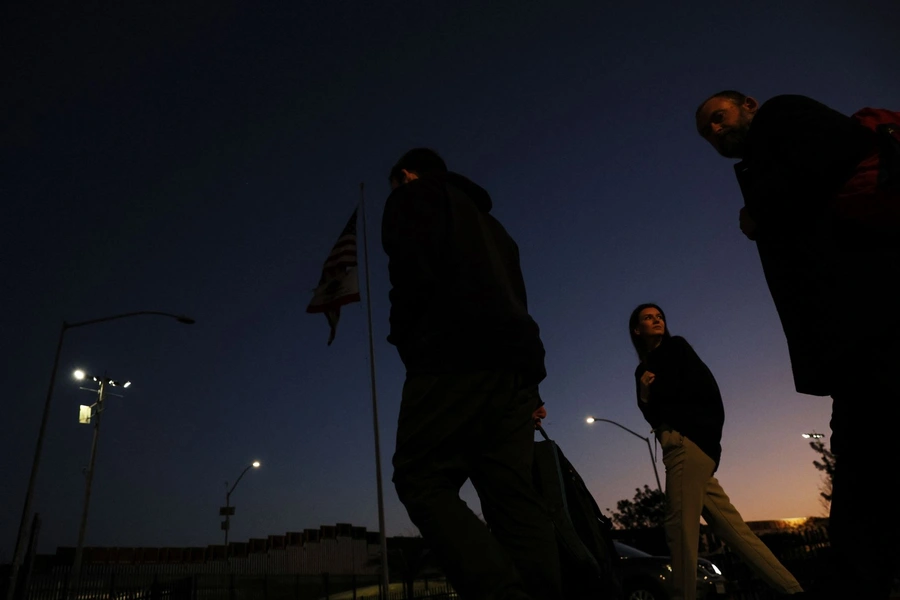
[
  {"xmin": 7, "ymin": 310, "xmax": 194, "ymax": 600},
  {"xmin": 70, "ymin": 372, "xmax": 132, "ymax": 590},
  {"xmin": 802, "ymin": 432, "xmax": 825, "ymax": 439}
]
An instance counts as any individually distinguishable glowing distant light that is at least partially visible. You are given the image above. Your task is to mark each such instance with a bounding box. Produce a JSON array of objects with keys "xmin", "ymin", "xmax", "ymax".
[
  {"xmin": 123, "ymin": 381, "xmax": 132, "ymax": 388},
  {"xmin": 780, "ymin": 517, "xmax": 810, "ymax": 528},
  {"xmin": 73, "ymin": 370, "xmax": 86, "ymax": 380},
  {"xmin": 252, "ymin": 461, "xmax": 261, "ymax": 468},
  {"xmin": 802, "ymin": 432, "xmax": 824, "ymax": 439},
  {"xmin": 586, "ymin": 417, "xmax": 595, "ymax": 424}
]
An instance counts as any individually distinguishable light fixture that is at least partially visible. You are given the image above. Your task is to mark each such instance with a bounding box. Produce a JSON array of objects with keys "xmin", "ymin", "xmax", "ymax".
[
  {"xmin": 252, "ymin": 461, "xmax": 261, "ymax": 468},
  {"xmin": 74, "ymin": 370, "xmax": 86, "ymax": 380},
  {"xmin": 585, "ymin": 416, "xmax": 595, "ymax": 424}
]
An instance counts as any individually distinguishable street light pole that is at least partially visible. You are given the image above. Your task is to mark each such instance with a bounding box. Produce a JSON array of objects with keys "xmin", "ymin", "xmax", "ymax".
[
  {"xmin": 69, "ymin": 378, "xmax": 111, "ymax": 589},
  {"xmin": 6, "ymin": 311, "xmax": 194, "ymax": 600},
  {"xmin": 586, "ymin": 417, "xmax": 662, "ymax": 493},
  {"xmin": 221, "ymin": 462, "xmax": 260, "ymax": 558}
]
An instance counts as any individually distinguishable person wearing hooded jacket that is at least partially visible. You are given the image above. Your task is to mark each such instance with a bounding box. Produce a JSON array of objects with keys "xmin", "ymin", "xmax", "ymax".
[{"xmin": 383, "ymin": 148, "xmax": 561, "ymax": 600}]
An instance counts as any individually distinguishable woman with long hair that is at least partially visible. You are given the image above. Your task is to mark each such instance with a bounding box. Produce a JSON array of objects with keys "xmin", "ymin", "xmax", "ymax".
[{"xmin": 628, "ymin": 303, "xmax": 804, "ymax": 600}]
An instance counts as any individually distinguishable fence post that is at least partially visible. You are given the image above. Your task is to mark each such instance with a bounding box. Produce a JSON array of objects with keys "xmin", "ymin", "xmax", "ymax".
[
  {"xmin": 16, "ymin": 513, "xmax": 41, "ymax": 600},
  {"xmin": 62, "ymin": 567, "xmax": 71, "ymax": 600}
]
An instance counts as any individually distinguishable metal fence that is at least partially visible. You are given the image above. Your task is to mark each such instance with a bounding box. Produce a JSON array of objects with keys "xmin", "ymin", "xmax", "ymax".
[
  {"xmin": 16, "ymin": 571, "xmax": 379, "ymax": 600},
  {"xmin": 357, "ymin": 583, "xmax": 456, "ymax": 600},
  {"xmin": 5, "ymin": 525, "xmax": 898, "ymax": 600}
]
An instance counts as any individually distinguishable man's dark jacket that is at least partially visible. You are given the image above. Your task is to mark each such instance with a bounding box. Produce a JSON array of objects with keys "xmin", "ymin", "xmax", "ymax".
[
  {"xmin": 381, "ymin": 171, "xmax": 546, "ymax": 385},
  {"xmin": 734, "ymin": 95, "xmax": 887, "ymax": 395}
]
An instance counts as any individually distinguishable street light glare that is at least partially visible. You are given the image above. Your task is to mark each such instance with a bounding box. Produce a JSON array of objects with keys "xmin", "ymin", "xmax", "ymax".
[
  {"xmin": 585, "ymin": 416, "xmax": 595, "ymax": 424},
  {"xmin": 252, "ymin": 461, "xmax": 261, "ymax": 468},
  {"xmin": 73, "ymin": 370, "xmax": 85, "ymax": 380},
  {"xmin": 123, "ymin": 381, "xmax": 131, "ymax": 388}
]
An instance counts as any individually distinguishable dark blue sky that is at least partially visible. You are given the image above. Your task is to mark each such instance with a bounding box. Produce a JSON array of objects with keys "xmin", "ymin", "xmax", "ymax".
[{"xmin": 2, "ymin": 1, "xmax": 898, "ymax": 556}]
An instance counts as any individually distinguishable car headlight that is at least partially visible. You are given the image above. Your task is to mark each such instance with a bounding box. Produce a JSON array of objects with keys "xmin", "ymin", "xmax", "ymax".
[{"xmin": 697, "ymin": 561, "xmax": 723, "ymax": 577}]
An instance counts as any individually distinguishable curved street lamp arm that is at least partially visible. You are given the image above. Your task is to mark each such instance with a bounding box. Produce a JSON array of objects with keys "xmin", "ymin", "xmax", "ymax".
[
  {"xmin": 590, "ymin": 417, "xmax": 663, "ymax": 494},
  {"xmin": 66, "ymin": 311, "xmax": 195, "ymax": 330},
  {"xmin": 591, "ymin": 418, "xmax": 649, "ymax": 443},
  {"xmin": 227, "ymin": 465, "xmax": 254, "ymax": 499}
]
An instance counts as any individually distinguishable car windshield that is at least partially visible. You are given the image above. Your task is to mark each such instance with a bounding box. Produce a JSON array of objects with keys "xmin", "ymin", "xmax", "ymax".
[{"xmin": 613, "ymin": 541, "xmax": 653, "ymax": 558}]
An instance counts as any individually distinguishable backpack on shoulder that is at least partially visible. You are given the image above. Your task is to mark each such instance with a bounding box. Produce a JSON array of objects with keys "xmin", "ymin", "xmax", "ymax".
[{"xmin": 832, "ymin": 107, "xmax": 900, "ymax": 237}]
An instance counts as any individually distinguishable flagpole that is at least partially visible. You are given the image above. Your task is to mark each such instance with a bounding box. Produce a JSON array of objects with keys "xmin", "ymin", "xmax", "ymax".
[{"xmin": 360, "ymin": 182, "xmax": 390, "ymax": 599}]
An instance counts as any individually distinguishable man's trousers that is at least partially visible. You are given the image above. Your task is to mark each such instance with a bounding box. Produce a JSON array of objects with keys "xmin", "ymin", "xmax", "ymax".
[{"xmin": 392, "ymin": 370, "xmax": 562, "ymax": 600}]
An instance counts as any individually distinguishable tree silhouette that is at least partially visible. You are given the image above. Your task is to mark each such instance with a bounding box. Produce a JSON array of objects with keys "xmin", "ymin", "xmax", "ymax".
[
  {"xmin": 810, "ymin": 439, "xmax": 835, "ymax": 513},
  {"xmin": 607, "ymin": 484, "xmax": 666, "ymax": 529}
]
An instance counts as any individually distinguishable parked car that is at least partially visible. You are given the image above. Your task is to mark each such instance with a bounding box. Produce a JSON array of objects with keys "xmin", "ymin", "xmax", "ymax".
[{"xmin": 613, "ymin": 541, "xmax": 728, "ymax": 600}]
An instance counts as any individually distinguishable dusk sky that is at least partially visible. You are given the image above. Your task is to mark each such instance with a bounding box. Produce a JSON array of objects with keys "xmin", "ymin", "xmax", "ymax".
[{"xmin": 3, "ymin": 1, "xmax": 898, "ymax": 557}]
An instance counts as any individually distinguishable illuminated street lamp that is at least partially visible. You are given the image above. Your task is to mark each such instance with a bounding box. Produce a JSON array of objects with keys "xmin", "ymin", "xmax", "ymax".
[
  {"xmin": 586, "ymin": 416, "xmax": 662, "ymax": 493},
  {"xmin": 6, "ymin": 310, "xmax": 193, "ymax": 600},
  {"xmin": 70, "ymin": 370, "xmax": 132, "ymax": 588},
  {"xmin": 802, "ymin": 432, "xmax": 825, "ymax": 439},
  {"xmin": 221, "ymin": 461, "xmax": 261, "ymax": 557}
]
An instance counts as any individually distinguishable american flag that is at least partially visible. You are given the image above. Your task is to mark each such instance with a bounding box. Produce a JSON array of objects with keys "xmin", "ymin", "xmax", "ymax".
[{"xmin": 306, "ymin": 208, "xmax": 361, "ymax": 345}]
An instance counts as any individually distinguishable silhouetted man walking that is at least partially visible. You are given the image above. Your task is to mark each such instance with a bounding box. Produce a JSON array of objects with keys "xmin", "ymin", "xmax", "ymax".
[{"xmin": 383, "ymin": 148, "xmax": 562, "ymax": 600}]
